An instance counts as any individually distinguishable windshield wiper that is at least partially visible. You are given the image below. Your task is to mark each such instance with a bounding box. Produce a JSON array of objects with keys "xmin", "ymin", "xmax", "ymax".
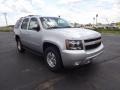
[
  {"xmin": 47, "ymin": 26, "xmax": 72, "ymax": 29},
  {"xmin": 47, "ymin": 26, "xmax": 61, "ymax": 29},
  {"xmin": 63, "ymin": 26, "xmax": 72, "ymax": 28}
]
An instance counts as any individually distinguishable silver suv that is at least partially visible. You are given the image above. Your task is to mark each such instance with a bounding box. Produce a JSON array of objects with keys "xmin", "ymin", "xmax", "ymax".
[{"xmin": 14, "ymin": 15, "xmax": 104, "ymax": 72}]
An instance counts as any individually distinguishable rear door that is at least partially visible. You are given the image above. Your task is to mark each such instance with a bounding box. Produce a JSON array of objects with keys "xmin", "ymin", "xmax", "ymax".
[{"xmin": 20, "ymin": 18, "xmax": 30, "ymax": 46}]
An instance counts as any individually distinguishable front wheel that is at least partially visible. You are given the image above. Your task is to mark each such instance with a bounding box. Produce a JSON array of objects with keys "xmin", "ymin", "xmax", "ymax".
[{"xmin": 44, "ymin": 47, "xmax": 63, "ymax": 72}]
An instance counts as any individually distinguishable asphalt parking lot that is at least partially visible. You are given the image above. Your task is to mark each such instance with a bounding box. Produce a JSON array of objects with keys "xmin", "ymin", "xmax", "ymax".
[{"xmin": 0, "ymin": 32, "xmax": 120, "ymax": 90}]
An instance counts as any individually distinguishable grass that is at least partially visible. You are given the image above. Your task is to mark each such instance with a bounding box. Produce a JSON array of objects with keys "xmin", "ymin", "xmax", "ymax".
[
  {"xmin": 0, "ymin": 26, "xmax": 13, "ymax": 32},
  {"xmin": 0, "ymin": 29, "xmax": 12, "ymax": 32},
  {"xmin": 94, "ymin": 28, "xmax": 120, "ymax": 35}
]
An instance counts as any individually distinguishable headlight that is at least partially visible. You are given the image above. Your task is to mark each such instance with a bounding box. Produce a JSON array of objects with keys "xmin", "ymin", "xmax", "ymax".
[{"xmin": 66, "ymin": 40, "xmax": 83, "ymax": 50}]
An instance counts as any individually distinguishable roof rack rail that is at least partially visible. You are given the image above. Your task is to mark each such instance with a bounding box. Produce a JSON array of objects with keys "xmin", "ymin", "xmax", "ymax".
[{"xmin": 27, "ymin": 15, "xmax": 34, "ymax": 17}]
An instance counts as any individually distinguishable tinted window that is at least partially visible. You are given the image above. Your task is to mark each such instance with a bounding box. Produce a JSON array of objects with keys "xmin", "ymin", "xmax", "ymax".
[
  {"xmin": 28, "ymin": 18, "xmax": 40, "ymax": 30},
  {"xmin": 21, "ymin": 18, "xmax": 29, "ymax": 29}
]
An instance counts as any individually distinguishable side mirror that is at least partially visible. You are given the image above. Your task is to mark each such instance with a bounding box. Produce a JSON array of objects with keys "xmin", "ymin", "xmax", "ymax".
[
  {"xmin": 32, "ymin": 26, "xmax": 40, "ymax": 31},
  {"xmin": 31, "ymin": 23, "xmax": 40, "ymax": 31}
]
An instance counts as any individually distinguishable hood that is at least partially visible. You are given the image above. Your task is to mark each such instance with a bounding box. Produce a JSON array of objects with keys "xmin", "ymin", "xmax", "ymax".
[{"xmin": 52, "ymin": 28, "xmax": 101, "ymax": 40}]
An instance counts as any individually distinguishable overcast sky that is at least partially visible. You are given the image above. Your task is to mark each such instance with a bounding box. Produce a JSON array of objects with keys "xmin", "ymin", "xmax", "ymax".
[{"xmin": 0, "ymin": 0, "xmax": 120, "ymax": 26}]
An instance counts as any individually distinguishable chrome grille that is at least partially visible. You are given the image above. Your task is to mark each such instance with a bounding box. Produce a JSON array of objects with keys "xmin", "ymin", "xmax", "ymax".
[
  {"xmin": 84, "ymin": 37, "xmax": 101, "ymax": 43},
  {"xmin": 84, "ymin": 37, "xmax": 101, "ymax": 50}
]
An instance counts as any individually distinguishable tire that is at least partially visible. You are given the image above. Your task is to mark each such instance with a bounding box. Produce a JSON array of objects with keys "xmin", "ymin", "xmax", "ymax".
[
  {"xmin": 44, "ymin": 47, "xmax": 63, "ymax": 72},
  {"xmin": 16, "ymin": 39, "xmax": 25, "ymax": 53}
]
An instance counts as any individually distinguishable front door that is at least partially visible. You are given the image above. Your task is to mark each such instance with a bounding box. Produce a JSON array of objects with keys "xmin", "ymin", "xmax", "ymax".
[{"xmin": 27, "ymin": 17, "xmax": 42, "ymax": 52}]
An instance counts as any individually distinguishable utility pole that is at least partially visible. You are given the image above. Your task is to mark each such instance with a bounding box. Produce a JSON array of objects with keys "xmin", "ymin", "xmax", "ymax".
[
  {"xmin": 93, "ymin": 17, "xmax": 95, "ymax": 24},
  {"xmin": 106, "ymin": 18, "xmax": 109, "ymax": 24},
  {"xmin": 3, "ymin": 12, "xmax": 8, "ymax": 26},
  {"xmin": 93, "ymin": 17, "xmax": 95, "ymax": 27},
  {"xmin": 96, "ymin": 14, "xmax": 98, "ymax": 25}
]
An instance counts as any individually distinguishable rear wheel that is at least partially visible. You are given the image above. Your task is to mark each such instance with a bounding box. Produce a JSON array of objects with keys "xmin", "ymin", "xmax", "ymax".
[
  {"xmin": 16, "ymin": 39, "xmax": 25, "ymax": 53},
  {"xmin": 44, "ymin": 47, "xmax": 63, "ymax": 72}
]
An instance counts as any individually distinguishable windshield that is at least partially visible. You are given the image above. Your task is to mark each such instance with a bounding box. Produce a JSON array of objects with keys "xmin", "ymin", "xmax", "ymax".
[{"xmin": 40, "ymin": 17, "xmax": 72, "ymax": 29}]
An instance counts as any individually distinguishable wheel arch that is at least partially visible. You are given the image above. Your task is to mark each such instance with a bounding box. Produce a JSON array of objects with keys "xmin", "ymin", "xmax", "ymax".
[
  {"xmin": 15, "ymin": 35, "xmax": 20, "ymax": 41},
  {"xmin": 43, "ymin": 42, "xmax": 61, "ymax": 53}
]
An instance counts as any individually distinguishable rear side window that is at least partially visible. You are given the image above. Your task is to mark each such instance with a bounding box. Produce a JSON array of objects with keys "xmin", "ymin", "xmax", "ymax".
[
  {"xmin": 21, "ymin": 18, "xmax": 29, "ymax": 29},
  {"xmin": 14, "ymin": 19, "xmax": 22, "ymax": 29}
]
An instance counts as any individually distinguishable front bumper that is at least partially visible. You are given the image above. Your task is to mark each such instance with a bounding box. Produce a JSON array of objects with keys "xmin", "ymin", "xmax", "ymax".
[{"xmin": 61, "ymin": 43, "xmax": 104, "ymax": 67}]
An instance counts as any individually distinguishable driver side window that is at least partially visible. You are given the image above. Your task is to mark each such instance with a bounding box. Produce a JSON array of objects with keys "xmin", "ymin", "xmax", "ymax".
[{"xmin": 28, "ymin": 18, "xmax": 40, "ymax": 31}]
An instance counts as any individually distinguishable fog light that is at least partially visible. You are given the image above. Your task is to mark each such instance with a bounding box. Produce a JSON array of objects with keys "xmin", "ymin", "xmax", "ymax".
[
  {"xmin": 84, "ymin": 60, "xmax": 91, "ymax": 64},
  {"xmin": 74, "ymin": 62, "xmax": 80, "ymax": 66}
]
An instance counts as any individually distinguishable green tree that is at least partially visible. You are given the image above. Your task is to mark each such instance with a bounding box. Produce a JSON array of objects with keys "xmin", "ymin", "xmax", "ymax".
[{"xmin": 116, "ymin": 22, "xmax": 120, "ymax": 27}]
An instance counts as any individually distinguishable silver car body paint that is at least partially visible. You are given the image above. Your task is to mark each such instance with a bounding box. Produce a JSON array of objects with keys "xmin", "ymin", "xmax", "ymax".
[{"xmin": 14, "ymin": 15, "xmax": 104, "ymax": 67}]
